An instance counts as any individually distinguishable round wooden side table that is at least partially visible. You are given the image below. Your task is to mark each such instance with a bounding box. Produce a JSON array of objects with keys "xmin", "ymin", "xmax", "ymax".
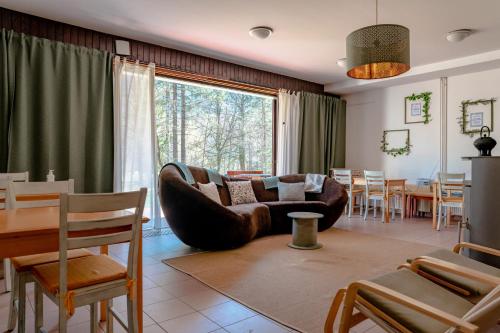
[{"xmin": 287, "ymin": 212, "xmax": 324, "ymax": 250}]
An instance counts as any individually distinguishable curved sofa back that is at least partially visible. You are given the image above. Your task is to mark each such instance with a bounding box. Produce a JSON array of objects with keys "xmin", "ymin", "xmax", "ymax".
[{"xmin": 160, "ymin": 164, "xmax": 335, "ymax": 206}]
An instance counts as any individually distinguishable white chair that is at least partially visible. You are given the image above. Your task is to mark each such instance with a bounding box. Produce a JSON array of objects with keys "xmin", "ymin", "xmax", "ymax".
[
  {"xmin": 6, "ymin": 179, "xmax": 74, "ymax": 209},
  {"xmin": 332, "ymin": 169, "xmax": 364, "ymax": 217},
  {"xmin": 363, "ymin": 170, "xmax": 395, "ymax": 222},
  {"xmin": 32, "ymin": 188, "xmax": 147, "ymax": 333},
  {"xmin": 0, "ymin": 172, "xmax": 29, "ymax": 292},
  {"xmin": 437, "ymin": 172, "xmax": 465, "ymax": 238},
  {"xmin": 0, "ymin": 172, "xmax": 29, "ymax": 209},
  {"xmin": 5, "ymin": 180, "xmax": 89, "ymax": 333}
]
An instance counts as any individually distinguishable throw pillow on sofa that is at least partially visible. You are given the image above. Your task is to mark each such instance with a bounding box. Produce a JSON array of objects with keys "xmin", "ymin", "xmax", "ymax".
[
  {"xmin": 278, "ymin": 182, "xmax": 305, "ymax": 201},
  {"xmin": 227, "ymin": 181, "xmax": 258, "ymax": 205},
  {"xmin": 198, "ymin": 182, "xmax": 222, "ymax": 204}
]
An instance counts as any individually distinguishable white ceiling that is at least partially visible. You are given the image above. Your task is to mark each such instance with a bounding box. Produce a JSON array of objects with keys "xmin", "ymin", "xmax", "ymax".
[{"xmin": 3, "ymin": 0, "xmax": 500, "ymax": 86}]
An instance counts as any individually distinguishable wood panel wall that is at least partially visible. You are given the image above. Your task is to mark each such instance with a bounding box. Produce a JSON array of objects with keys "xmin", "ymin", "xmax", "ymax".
[{"xmin": 0, "ymin": 7, "xmax": 324, "ymax": 93}]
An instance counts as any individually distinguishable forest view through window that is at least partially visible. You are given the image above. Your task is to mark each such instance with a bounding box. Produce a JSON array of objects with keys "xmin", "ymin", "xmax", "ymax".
[{"xmin": 155, "ymin": 77, "xmax": 274, "ymax": 174}]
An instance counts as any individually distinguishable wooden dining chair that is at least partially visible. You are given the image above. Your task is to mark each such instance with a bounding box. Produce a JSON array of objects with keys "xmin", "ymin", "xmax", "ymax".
[
  {"xmin": 333, "ymin": 169, "xmax": 364, "ymax": 217},
  {"xmin": 0, "ymin": 172, "xmax": 29, "ymax": 292},
  {"xmin": 31, "ymin": 188, "xmax": 147, "ymax": 333},
  {"xmin": 5, "ymin": 179, "xmax": 93, "ymax": 333},
  {"xmin": 6, "ymin": 179, "xmax": 74, "ymax": 209},
  {"xmin": 363, "ymin": 171, "xmax": 395, "ymax": 222},
  {"xmin": 0, "ymin": 172, "xmax": 29, "ymax": 209},
  {"xmin": 437, "ymin": 172, "xmax": 465, "ymax": 237},
  {"xmin": 325, "ymin": 257, "xmax": 500, "ymax": 333}
]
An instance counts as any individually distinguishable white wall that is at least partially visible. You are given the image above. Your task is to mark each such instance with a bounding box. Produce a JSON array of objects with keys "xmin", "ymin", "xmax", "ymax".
[
  {"xmin": 447, "ymin": 68, "xmax": 500, "ymax": 177},
  {"xmin": 344, "ymin": 79, "xmax": 441, "ymax": 183},
  {"xmin": 344, "ymin": 67, "xmax": 500, "ymax": 181}
]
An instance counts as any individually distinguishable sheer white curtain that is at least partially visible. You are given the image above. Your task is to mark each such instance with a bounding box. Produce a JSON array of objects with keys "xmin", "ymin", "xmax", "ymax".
[
  {"xmin": 277, "ymin": 89, "xmax": 301, "ymax": 176},
  {"xmin": 113, "ymin": 57, "xmax": 160, "ymax": 226}
]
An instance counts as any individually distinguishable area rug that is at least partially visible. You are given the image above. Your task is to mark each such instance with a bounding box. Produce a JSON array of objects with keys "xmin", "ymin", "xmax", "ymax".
[{"xmin": 163, "ymin": 228, "xmax": 439, "ymax": 333}]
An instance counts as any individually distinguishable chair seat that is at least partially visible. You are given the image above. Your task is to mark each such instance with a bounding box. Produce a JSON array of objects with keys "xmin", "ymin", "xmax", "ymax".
[
  {"xmin": 359, "ymin": 269, "xmax": 474, "ymax": 333},
  {"xmin": 32, "ymin": 255, "xmax": 127, "ymax": 294},
  {"xmin": 11, "ymin": 249, "xmax": 93, "ymax": 272},
  {"xmin": 416, "ymin": 249, "xmax": 500, "ymax": 298},
  {"xmin": 350, "ymin": 189, "xmax": 364, "ymax": 194}
]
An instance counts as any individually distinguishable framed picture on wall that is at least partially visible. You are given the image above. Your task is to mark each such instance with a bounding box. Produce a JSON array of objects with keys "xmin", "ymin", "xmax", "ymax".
[
  {"xmin": 460, "ymin": 98, "xmax": 496, "ymax": 135},
  {"xmin": 405, "ymin": 92, "xmax": 432, "ymax": 124},
  {"xmin": 380, "ymin": 129, "xmax": 411, "ymax": 157}
]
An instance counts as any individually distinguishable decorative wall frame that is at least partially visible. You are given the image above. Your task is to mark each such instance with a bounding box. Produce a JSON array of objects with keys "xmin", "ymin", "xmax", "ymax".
[
  {"xmin": 459, "ymin": 98, "xmax": 496, "ymax": 136},
  {"xmin": 380, "ymin": 129, "xmax": 411, "ymax": 157},
  {"xmin": 405, "ymin": 92, "xmax": 432, "ymax": 124}
]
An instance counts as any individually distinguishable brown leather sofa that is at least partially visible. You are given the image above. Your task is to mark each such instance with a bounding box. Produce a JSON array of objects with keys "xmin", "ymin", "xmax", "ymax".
[{"xmin": 158, "ymin": 165, "xmax": 347, "ymax": 250}]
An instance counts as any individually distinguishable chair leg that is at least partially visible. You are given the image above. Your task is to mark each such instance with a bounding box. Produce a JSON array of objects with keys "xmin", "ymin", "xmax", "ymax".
[
  {"xmin": 35, "ymin": 281, "xmax": 44, "ymax": 333},
  {"xmin": 127, "ymin": 293, "xmax": 139, "ymax": 333},
  {"xmin": 363, "ymin": 197, "xmax": 368, "ymax": 220},
  {"xmin": 381, "ymin": 200, "xmax": 385, "ymax": 222},
  {"xmin": 17, "ymin": 274, "xmax": 26, "ymax": 333},
  {"xmin": 4, "ymin": 259, "xmax": 12, "ymax": 292},
  {"xmin": 107, "ymin": 298, "xmax": 114, "ymax": 333},
  {"xmin": 7, "ymin": 267, "xmax": 19, "ymax": 331},
  {"xmin": 373, "ymin": 200, "xmax": 377, "ymax": 218},
  {"xmin": 359, "ymin": 195, "xmax": 363, "ymax": 216},
  {"xmin": 58, "ymin": 294, "xmax": 67, "ymax": 333},
  {"xmin": 324, "ymin": 289, "xmax": 346, "ymax": 333},
  {"xmin": 90, "ymin": 302, "xmax": 98, "ymax": 333},
  {"xmin": 348, "ymin": 194, "xmax": 353, "ymax": 218},
  {"xmin": 437, "ymin": 204, "xmax": 442, "ymax": 231},
  {"xmin": 391, "ymin": 197, "xmax": 396, "ymax": 220}
]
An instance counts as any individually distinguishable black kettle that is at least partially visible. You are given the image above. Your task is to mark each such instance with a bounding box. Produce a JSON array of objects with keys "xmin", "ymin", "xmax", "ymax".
[{"xmin": 474, "ymin": 126, "xmax": 497, "ymax": 156}]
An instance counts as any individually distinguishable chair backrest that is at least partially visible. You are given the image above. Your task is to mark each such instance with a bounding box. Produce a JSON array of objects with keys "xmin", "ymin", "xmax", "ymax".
[
  {"xmin": 437, "ymin": 172, "xmax": 465, "ymax": 201},
  {"xmin": 6, "ymin": 180, "xmax": 74, "ymax": 209},
  {"xmin": 449, "ymin": 286, "xmax": 500, "ymax": 333},
  {"xmin": 333, "ymin": 169, "xmax": 353, "ymax": 189},
  {"xmin": 58, "ymin": 188, "xmax": 147, "ymax": 297},
  {"xmin": 364, "ymin": 170, "xmax": 385, "ymax": 195},
  {"xmin": 0, "ymin": 172, "xmax": 29, "ymax": 209}
]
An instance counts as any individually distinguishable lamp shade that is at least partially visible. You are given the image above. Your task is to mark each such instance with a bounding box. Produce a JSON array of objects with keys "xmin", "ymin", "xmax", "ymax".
[{"xmin": 346, "ymin": 24, "xmax": 410, "ymax": 79}]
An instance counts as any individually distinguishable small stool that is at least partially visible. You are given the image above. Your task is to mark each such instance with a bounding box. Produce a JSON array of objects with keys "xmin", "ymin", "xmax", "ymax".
[{"xmin": 287, "ymin": 212, "xmax": 324, "ymax": 250}]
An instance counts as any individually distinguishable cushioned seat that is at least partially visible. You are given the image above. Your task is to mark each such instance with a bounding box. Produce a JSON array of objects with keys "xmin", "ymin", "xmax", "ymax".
[
  {"xmin": 360, "ymin": 269, "xmax": 474, "ymax": 333},
  {"xmin": 11, "ymin": 249, "xmax": 93, "ymax": 272},
  {"xmin": 262, "ymin": 201, "xmax": 329, "ymax": 234},
  {"xmin": 415, "ymin": 249, "xmax": 500, "ymax": 297},
  {"xmin": 226, "ymin": 203, "xmax": 271, "ymax": 237},
  {"xmin": 158, "ymin": 164, "xmax": 347, "ymax": 250},
  {"xmin": 32, "ymin": 255, "xmax": 127, "ymax": 294}
]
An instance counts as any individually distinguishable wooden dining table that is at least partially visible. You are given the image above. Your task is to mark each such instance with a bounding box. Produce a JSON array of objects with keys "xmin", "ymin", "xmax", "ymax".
[
  {"xmin": 0, "ymin": 206, "xmax": 146, "ymax": 333},
  {"xmin": 353, "ymin": 177, "xmax": 407, "ymax": 223}
]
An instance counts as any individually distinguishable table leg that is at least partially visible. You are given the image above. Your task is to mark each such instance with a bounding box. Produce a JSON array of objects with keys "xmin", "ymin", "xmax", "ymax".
[
  {"xmin": 401, "ymin": 186, "xmax": 406, "ymax": 220},
  {"xmin": 432, "ymin": 184, "xmax": 437, "ymax": 229},
  {"xmin": 100, "ymin": 245, "xmax": 108, "ymax": 321},
  {"xmin": 138, "ymin": 227, "xmax": 143, "ymax": 333}
]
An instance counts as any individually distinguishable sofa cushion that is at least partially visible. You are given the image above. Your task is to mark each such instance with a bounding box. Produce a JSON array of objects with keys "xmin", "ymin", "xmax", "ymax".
[
  {"xmin": 262, "ymin": 200, "xmax": 328, "ymax": 234},
  {"xmin": 227, "ymin": 181, "xmax": 258, "ymax": 205},
  {"xmin": 198, "ymin": 182, "xmax": 222, "ymax": 204},
  {"xmin": 278, "ymin": 182, "xmax": 305, "ymax": 201},
  {"xmin": 227, "ymin": 203, "xmax": 271, "ymax": 237}
]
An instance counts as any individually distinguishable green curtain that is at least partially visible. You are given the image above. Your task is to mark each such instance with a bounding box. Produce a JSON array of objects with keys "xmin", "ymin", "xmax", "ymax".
[
  {"xmin": 298, "ymin": 92, "xmax": 346, "ymax": 174},
  {"xmin": 0, "ymin": 29, "xmax": 114, "ymax": 192}
]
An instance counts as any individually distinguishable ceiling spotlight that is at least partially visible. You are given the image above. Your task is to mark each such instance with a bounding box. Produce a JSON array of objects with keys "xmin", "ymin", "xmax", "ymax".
[
  {"xmin": 446, "ymin": 29, "xmax": 472, "ymax": 43},
  {"xmin": 249, "ymin": 26, "xmax": 273, "ymax": 40},
  {"xmin": 336, "ymin": 58, "xmax": 347, "ymax": 68}
]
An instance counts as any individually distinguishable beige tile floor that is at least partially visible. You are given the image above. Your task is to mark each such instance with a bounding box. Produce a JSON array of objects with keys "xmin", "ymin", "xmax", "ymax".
[{"xmin": 0, "ymin": 213, "xmax": 485, "ymax": 333}]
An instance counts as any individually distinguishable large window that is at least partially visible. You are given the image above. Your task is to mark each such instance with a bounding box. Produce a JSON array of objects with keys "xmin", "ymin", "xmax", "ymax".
[{"xmin": 154, "ymin": 77, "xmax": 275, "ymax": 174}]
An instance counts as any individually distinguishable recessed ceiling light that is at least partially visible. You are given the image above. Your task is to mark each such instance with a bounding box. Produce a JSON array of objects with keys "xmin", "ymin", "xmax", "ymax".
[
  {"xmin": 446, "ymin": 29, "xmax": 473, "ymax": 42},
  {"xmin": 336, "ymin": 58, "xmax": 347, "ymax": 68},
  {"xmin": 249, "ymin": 26, "xmax": 273, "ymax": 40}
]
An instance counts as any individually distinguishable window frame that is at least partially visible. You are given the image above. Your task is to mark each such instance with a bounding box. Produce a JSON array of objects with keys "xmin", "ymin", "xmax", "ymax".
[{"xmin": 154, "ymin": 70, "xmax": 278, "ymax": 176}]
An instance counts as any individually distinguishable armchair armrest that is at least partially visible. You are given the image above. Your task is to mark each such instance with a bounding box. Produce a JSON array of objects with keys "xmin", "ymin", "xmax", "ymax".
[
  {"xmin": 410, "ymin": 256, "xmax": 500, "ymax": 287},
  {"xmin": 342, "ymin": 280, "xmax": 478, "ymax": 333},
  {"xmin": 453, "ymin": 242, "xmax": 500, "ymax": 257}
]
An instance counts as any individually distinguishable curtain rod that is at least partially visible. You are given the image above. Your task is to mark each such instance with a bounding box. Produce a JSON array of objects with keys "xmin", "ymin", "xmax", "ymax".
[{"xmin": 117, "ymin": 57, "xmax": 279, "ymax": 97}]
